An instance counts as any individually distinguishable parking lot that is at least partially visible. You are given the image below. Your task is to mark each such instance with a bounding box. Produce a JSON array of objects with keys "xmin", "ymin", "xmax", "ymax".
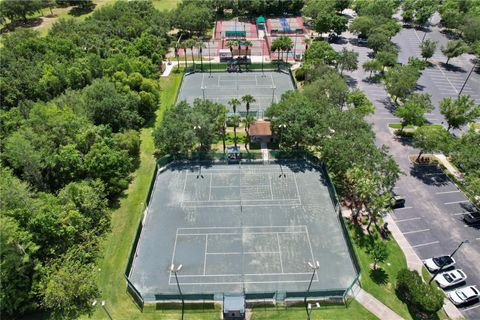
[
  {"xmin": 332, "ymin": 17, "xmax": 480, "ymax": 318},
  {"xmin": 391, "ymin": 165, "xmax": 480, "ymax": 317}
]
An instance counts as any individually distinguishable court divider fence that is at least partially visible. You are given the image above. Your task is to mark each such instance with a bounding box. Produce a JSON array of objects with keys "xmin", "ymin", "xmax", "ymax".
[
  {"xmin": 124, "ymin": 151, "xmax": 361, "ymax": 311},
  {"xmin": 184, "ymin": 61, "xmax": 291, "ymax": 73}
]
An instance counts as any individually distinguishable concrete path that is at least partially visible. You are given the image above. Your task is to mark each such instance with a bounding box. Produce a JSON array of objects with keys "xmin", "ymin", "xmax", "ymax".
[
  {"xmin": 161, "ymin": 61, "xmax": 177, "ymax": 77},
  {"xmin": 355, "ymin": 288, "xmax": 404, "ymax": 320},
  {"xmin": 260, "ymin": 142, "xmax": 268, "ymax": 163},
  {"xmin": 434, "ymin": 154, "xmax": 463, "ymax": 180}
]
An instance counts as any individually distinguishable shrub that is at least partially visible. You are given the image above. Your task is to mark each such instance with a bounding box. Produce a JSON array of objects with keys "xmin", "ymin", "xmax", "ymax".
[{"xmin": 396, "ymin": 269, "xmax": 444, "ymax": 315}]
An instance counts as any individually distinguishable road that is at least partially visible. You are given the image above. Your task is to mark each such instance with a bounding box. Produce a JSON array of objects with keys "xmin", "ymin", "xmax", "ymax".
[{"xmin": 331, "ymin": 12, "xmax": 480, "ymax": 319}]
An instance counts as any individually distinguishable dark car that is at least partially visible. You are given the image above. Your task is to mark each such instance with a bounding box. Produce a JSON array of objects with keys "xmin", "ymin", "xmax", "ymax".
[
  {"xmin": 463, "ymin": 211, "xmax": 480, "ymax": 225},
  {"xmin": 390, "ymin": 193, "xmax": 405, "ymax": 209}
]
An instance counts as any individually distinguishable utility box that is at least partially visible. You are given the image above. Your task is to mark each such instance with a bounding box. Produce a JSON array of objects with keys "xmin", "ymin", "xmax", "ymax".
[{"xmin": 223, "ymin": 294, "xmax": 245, "ymax": 320}]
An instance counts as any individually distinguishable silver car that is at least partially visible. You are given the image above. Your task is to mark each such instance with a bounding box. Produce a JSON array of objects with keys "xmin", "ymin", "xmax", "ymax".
[{"xmin": 448, "ymin": 286, "xmax": 480, "ymax": 306}]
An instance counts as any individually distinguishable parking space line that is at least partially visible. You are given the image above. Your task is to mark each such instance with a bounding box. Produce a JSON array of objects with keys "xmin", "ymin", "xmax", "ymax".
[
  {"xmin": 424, "ymin": 172, "xmax": 445, "ymax": 176},
  {"xmin": 464, "ymin": 223, "xmax": 480, "ymax": 227},
  {"xmin": 403, "ymin": 228, "xmax": 430, "ymax": 235},
  {"xmin": 395, "ymin": 217, "xmax": 422, "ymax": 223},
  {"xmin": 394, "ymin": 206, "xmax": 413, "ymax": 211},
  {"xmin": 462, "ymin": 304, "xmax": 480, "ymax": 312},
  {"xmin": 451, "ymin": 212, "xmax": 467, "ymax": 216},
  {"xmin": 436, "ymin": 190, "xmax": 460, "ymax": 195},
  {"xmin": 444, "ymin": 200, "xmax": 469, "ymax": 205},
  {"xmin": 412, "ymin": 241, "xmax": 439, "ymax": 248}
]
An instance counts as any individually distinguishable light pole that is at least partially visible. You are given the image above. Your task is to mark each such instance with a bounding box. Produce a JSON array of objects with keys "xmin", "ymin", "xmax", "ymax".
[
  {"xmin": 458, "ymin": 59, "xmax": 478, "ymax": 97},
  {"xmin": 272, "ymin": 85, "xmax": 276, "ymax": 104},
  {"xmin": 429, "ymin": 240, "xmax": 470, "ymax": 284},
  {"xmin": 170, "ymin": 264, "xmax": 184, "ymax": 320},
  {"xmin": 92, "ymin": 300, "xmax": 113, "ymax": 320},
  {"xmin": 278, "ymin": 124, "xmax": 287, "ymax": 178},
  {"xmin": 305, "ymin": 260, "xmax": 320, "ymax": 320}
]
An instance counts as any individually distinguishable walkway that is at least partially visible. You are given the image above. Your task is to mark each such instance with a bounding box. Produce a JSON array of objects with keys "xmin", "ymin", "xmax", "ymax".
[
  {"xmin": 261, "ymin": 142, "xmax": 268, "ymax": 163},
  {"xmin": 355, "ymin": 287, "xmax": 404, "ymax": 320},
  {"xmin": 161, "ymin": 61, "xmax": 177, "ymax": 77}
]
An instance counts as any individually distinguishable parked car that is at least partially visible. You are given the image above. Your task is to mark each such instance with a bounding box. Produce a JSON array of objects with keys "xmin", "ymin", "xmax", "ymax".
[
  {"xmin": 424, "ymin": 255, "xmax": 456, "ymax": 272},
  {"xmin": 464, "ymin": 211, "xmax": 480, "ymax": 225},
  {"xmin": 390, "ymin": 192, "xmax": 405, "ymax": 209},
  {"xmin": 435, "ymin": 269, "xmax": 467, "ymax": 288},
  {"xmin": 448, "ymin": 286, "xmax": 480, "ymax": 306}
]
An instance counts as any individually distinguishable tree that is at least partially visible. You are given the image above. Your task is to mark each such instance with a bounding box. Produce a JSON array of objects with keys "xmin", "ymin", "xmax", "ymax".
[
  {"xmin": 441, "ymin": 40, "xmax": 467, "ymax": 65},
  {"xmin": 179, "ymin": 41, "xmax": 188, "ymax": 67},
  {"xmin": 420, "ymin": 39, "xmax": 437, "ymax": 61},
  {"xmin": 337, "ymin": 48, "xmax": 358, "ymax": 75},
  {"xmin": 241, "ymin": 95, "xmax": 256, "ymax": 117},
  {"xmin": 153, "ymin": 101, "xmax": 196, "ymax": 156},
  {"xmin": 397, "ymin": 269, "xmax": 444, "ymax": 315},
  {"xmin": 191, "ymin": 99, "xmax": 227, "ymax": 152},
  {"xmin": 368, "ymin": 241, "xmax": 389, "ymax": 270},
  {"xmin": 271, "ymin": 37, "xmax": 283, "ymax": 67},
  {"xmin": 174, "ymin": 3, "xmax": 213, "ymax": 35},
  {"xmin": 281, "ymin": 36, "xmax": 294, "ymax": 62},
  {"xmin": 413, "ymin": 125, "xmax": 452, "ymax": 161},
  {"xmin": 376, "ymin": 49, "xmax": 398, "ymax": 70},
  {"xmin": 184, "ymin": 38, "xmax": 197, "ymax": 67},
  {"xmin": 362, "ymin": 59, "xmax": 382, "ymax": 77},
  {"xmin": 244, "ymin": 114, "xmax": 255, "ymax": 150},
  {"xmin": 460, "ymin": 15, "xmax": 480, "ymax": 44},
  {"xmin": 347, "ymin": 89, "xmax": 374, "ymax": 115},
  {"xmin": 394, "ymin": 93, "xmax": 434, "ymax": 131},
  {"xmin": 385, "ymin": 65, "xmax": 420, "ymax": 103},
  {"xmin": 229, "ymin": 114, "xmax": 241, "ymax": 150},
  {"xmin": 349, "ymin": 15, "xmax": 376, "ymax": 37},
  {"xmin": 367, "ymin": 32, "xmax": 390, "ymax": 54},
  {"xmin": 303, "ymin": 41, "xmax": 339, "ymax": 66},
  {"xmin": 314, "ymin": 10, "xmax": 348, "ymax": 36},
  {"xmin": 439, "ymin": 96, "xmax": 480, "ymax": 131},
  {"xmin": 0, "ymin": 0, "xmax": 42, "ymax": 23}
]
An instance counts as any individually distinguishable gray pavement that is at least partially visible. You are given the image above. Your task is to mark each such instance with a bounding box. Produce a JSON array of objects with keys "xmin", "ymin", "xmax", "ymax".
[{"xmin": 332, "ymin": 15, "xmax": 480, "ymax": 319}]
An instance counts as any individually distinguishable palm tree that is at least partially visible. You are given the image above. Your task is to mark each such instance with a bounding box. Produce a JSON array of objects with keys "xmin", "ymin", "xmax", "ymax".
[
  {"xmin": 228, "ymin": 98, "xmax": 241, "ymax": 149},
  {"xmin": 244, "ymin": 114, "xmax": 255, "ymax": 150},
  {"xmin": 228, "ymin": 98, "xmax": 241, "ymax": 114},
  {"xmin": 197, "ymin": 40, "xmax": 206, "ymax": 72},
  {"xmin": 184, "ymin": 38, "xmax": 197, "ymax": 68},
  {"xmin": 229, "ymin": 114, "xmax": 241, "ymax": 149},
  {"xmin": 227, "ymin": 40, "xmax": 239, "ymax": 59},
  {"xmin": 241, "ymin": 95, "xmax": 256, "ymax": 116},
  {"xmin": 179, "ymin": 41, "xmax": 188, "ymax": 68},
  {"xmin": 303, "ymin": 37, "xmax": 311, "ymax": 53},
  {"xmin": 242, "ymin": 40, "xmax": 253, "ymax": 70},
  {"xmin": 271, "ymin": 38, "xmax": 283, "ymax": 71},
  {"xmin": 282, "ymin": 36, "xmax": 294, "ymax": 63}
]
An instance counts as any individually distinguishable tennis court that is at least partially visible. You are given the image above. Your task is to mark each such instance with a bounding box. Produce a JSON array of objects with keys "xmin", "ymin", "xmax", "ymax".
[
  {"xmin": 266, "ymin": 35, "xmax": 307, "ymax": 61},
  {"xmin": 267, "ymin": 17, "xmax": 305, "ymax": 35},
  {"xmin": 215, "ymin": 20, "xmax": 258, "ymax": 38},
  {"xmin": 128, "ymin": 161, "xmax": 358, "ymax": 302},
  {"xmin": 176, "ymin": 71, "xmax": 295, "ymax": 117}
]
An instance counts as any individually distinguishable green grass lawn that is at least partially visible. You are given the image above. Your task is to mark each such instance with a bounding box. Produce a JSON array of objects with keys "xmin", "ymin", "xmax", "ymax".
[
  {"xmin": 347, "ymin": 222, "xmax": 413, "ymax": 320},
  {"xmin": 250, "ymin": 300, "xmax": 377, "ymax": 320},
  {"xmin": 152, "ymin": 0, "xmax": 181, "ymax": 11},
  {"xmin": 388, "ymin": 123, "xmax": 415, "ymax": 129}
]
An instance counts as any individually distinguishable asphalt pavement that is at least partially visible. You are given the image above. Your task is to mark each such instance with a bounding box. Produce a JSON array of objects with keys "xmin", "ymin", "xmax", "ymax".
[{"xmin": 330, "ymin": 12, "xmax": 480, "ymax": 319}]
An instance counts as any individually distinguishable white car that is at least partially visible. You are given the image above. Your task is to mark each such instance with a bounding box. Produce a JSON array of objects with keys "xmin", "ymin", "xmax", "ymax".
[
  {"xmin": 448, "ymin": 286, "xmax": 480, "ymax": 306},
  {"xmin": 424, "ymin": 255, "xmax": 455, "ymax": 272},
  {"xmin": 435, "ymin": 269, "xmax": 467, "ymax": 288}
]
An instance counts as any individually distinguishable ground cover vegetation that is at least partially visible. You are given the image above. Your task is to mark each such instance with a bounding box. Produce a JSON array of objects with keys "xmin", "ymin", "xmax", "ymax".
[{"xmin": 0, "ymin": 1, "xmax": 172, "ymax": 318}]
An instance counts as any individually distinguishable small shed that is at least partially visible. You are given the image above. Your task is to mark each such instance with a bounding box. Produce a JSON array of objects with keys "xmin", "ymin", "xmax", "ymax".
[
  {"xmin": 256, "ymin": 16, "xmax": 266, "ymax": 30},
  {"xmin": 248, "ymin": 120, "xmax": 272, "ymax": 143},
  {"xmin": 223, "ymin": 294, "xmax": 245, "ymax": 320}
]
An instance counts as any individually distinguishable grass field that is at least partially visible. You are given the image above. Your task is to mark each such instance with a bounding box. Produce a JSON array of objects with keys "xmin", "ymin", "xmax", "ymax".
[{"xmin": 152, "ymin": 0, "xmax": 181, "ymax": 11}]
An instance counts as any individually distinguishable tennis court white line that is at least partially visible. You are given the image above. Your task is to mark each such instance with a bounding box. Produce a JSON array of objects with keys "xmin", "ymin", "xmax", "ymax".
[
  {"xmin": 269, "ymin": 175, "xmax": 274, "ymax": 200},
  {"xmin": 177, "ymin": 225, "xmax": 305, "ymax": 230},
  {"xmin": 209, "ymin": 185, "xmax": 271, "ymax": 188},
  {"xmin": 444, "ymin": 200, "xmax": 469, "ymax": 205},
  {"xmin": 182, "ymin": 198, "xmax": 300, "ymax": 202},
  {"xmin": 436, "ymin": 190, "xmax": 460, "ymax": 195},
  {"xmin": 304, "ymin": 226, "xmax": 319, "ymax": 282},
  {"xmin": 402, "ymin": 228, "xmax": 430, "ymax": 235},
  {"xmin": 293, "ymin": 174, "xmax": 302, "ymax": 204},
  {"xmin": 205, "ymin": 251, "xmax": 280, "ymax": 255},
  {"xmin": 411, "ymin": 241, "xmax": 439, "ymax": 248},
  {"xmin": 169, "ymin": 279, "xmax": 318, "ymax": 285},
  {"xmin": 277, "ymin": 233, "xmax": 284, "ymax": 273},
  {"xmin": 394, "ymin": 217, "xmax": 422, "ymax": 223},
  {"xmin": 203, "ymin": 235, "xmax": 208, "ymax": 275},
  {"xmin": 423, "ymin": 172, "xmax": 445, "ymax": 176},
  {"xmin": 172, "ymin": 271, "xmax": 313, "ymax": 277},
  {"xmin": 169, "ymin": 229, "xmax": 180, "ymax": 281},
  {"xmin": 177, "ymin": 231, "xmax": 307, "ymax": 236},
  {"xmin": 451, "ymin": 212, "xmax": 467, "ymax": 216},
  {"xmin": 181, "ymin": 203, "xmax": 302, "ymax": 208},
  {"xmin": 208, "ymin": 174, "xmax": 212, "ymax": 201}
]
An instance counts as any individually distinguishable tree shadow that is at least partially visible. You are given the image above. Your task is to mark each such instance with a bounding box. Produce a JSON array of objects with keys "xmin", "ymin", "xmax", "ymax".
[
  {"xmin": 69, "ymin": 4, "xmax": 96, "ymax": 17},
  {"xmin": 409, "ymin": 164, "xmax": 450, "ymax": 187},
  {"xmin": 0, "ymin": 17, "xmax": 43, "ymax": 33},
  {"xmin": 439, "ymin": 62, "xmax": 467, "ymax": 73},
  {"xmin": 370, "ymin": 267, "xmax": 389, "ymax": 285},
  {"xmin": 343, "ymin": 74, "xmax": 358, "ymax": 87}
]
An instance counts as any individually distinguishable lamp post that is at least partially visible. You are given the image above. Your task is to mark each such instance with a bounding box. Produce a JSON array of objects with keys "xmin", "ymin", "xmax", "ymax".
[
  {"xmin": 458, "ymin": 59, "xmax": 478, "ymax": 97},
  {"xmin": 278, "ymin": 124, "xmax": 287, "ymax": 178},
  {"xmin": 305, "ymin": 260, "xmax": 320, "ymax": 320},
  {"xmin": 429, "ymin": 240, "xmax": 470, "ymax": 284},
  {"xmin": 272, "ymin": 85, "xmax": 276, "ymax": 104},
  {"xmin": 92, "ymin": 300, "xmax": 113, "ymax": 320},
  {"xmin": 170, "ymin": 264, "xmax": 184, "ymax": 320}
]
